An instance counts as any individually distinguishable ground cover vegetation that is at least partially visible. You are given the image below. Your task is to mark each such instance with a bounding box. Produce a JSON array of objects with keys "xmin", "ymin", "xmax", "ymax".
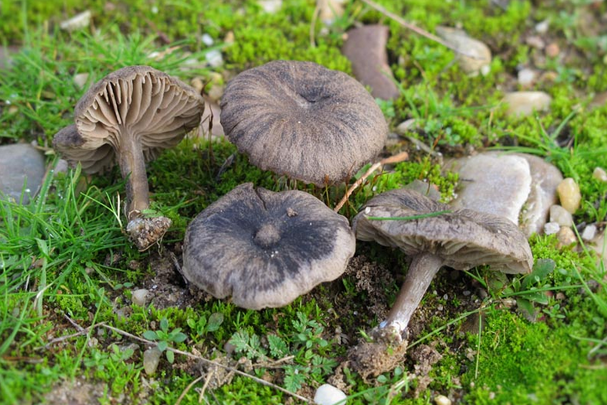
[{"xmin": 0, "ymin": 0, "xmax": 606, "ymax": 404}]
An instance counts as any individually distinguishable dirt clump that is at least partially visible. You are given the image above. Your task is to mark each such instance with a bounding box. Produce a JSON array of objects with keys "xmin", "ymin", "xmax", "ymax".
[
  {"xmin": 45, "ymin": 378, "xmax": 112, "ymax": 405},
  {"xmin": 346, "ymin": 338, "xmax": 408, "ymax": 382}
]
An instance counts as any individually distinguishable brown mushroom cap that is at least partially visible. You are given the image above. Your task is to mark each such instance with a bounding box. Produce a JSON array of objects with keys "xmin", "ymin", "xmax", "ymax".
[
  {"xmin": 53, "ymin": 65, "xmax": 204, "ymax": 173},
  {"xmin": 183, "ymin": 183, "xmax": 356, "ymax": 309},
  {"xmin": 353, "ymin": 188, "xmax": 533, "ymax": 274},
  {"xmin": 52, "ymin": 125, "xmax": 115, "ymax": 174},
  {"xmin": 220, "ymin": 60, "xmax": 388, "ymax": 186}
]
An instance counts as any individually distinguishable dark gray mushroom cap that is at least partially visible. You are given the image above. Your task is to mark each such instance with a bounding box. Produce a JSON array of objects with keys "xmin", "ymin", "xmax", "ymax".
[
  {"xmin": 53, "ymin": 65, "xmax": 205, "ymax": 173},
  {"xmin": 352, "ymin": 189, "xmax": 533, "ymax": 274},
  {"xmin": 183, "ymin": 183, "xmax": 356, "ymax": 309},
  {"xmin": 220, "ymin": 60, "xmax": 388, "ymax": 186}
]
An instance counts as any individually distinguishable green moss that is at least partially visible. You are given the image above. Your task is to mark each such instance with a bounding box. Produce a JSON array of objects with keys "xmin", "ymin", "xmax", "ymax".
[{"xmin": 463, "ymin": 309, "xmax": 607, "ymax": 404}]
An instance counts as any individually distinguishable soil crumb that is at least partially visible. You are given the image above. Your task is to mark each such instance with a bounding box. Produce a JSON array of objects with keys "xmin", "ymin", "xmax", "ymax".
[
  {"xmin": 410, "ymin": 344, "xmax": 443, "ymax": 397},
  {"xmin": 346, "ymin": 338, "xmax": 408, "ymax": 381}
]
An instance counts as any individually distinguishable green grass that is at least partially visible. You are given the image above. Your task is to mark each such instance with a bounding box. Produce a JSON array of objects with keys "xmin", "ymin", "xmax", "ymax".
[{"xmin": 1, "ymin": 0, "xmax": 607, "ymax": 403}]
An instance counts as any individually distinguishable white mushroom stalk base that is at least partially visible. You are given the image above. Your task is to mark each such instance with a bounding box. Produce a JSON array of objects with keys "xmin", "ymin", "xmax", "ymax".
[{"xmin": 373, "ymin": 252, "xmax": 444, "ymax": 343}]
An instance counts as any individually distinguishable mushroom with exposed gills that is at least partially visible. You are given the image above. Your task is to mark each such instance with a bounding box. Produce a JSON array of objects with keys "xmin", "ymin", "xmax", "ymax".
[
  {"xmin": 352, "ymin": 188, "xmax": 534, "ymax": 343},
  {"xmin": 53, "ymin": 65, "xmax": 205, "ymax": 251},
  {"xmin": 220, "ymin": 60, "xmax": 388, "ymax": 186},
  {"xmin": 182, "ymin": 183, "xmax": 356, "ymax": 309}
]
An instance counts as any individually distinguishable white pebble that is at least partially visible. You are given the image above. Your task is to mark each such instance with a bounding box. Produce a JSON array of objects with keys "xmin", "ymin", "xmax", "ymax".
[
  {"xmin": 132, "ymin": 289, "xmax": 150, "ymax": 306},
  {"xmin": 435, "ymin": 395, "xmax": 452, "ymax": 405},
  {"xmin": 582, "ymin": 225, "xmax": 597, "ymax": 241},
  {"xmin": 593, "ymin": 167, "xmax": 607, "ymax": 182},
  {"xmin": 201, "ymin": 33, "xmax": 214, "ymax": 46},
  {"xmin": 314, "ymin": 384, "xmax": 347, "ymax": 405},
  {"xmin": 60, "ymin": 11, "xmax": 92, "ymax": 32},
  {"xmin": 535, "ymin": 20, "xmax": 549, "ymax": 34},
  {"xmin": 73, "ymin": 73, "xmax": 89, "ymax": 89},
  {"xmin": 518, "ymin": 69, "xmax": 537, "ymax": 87},
  {"xmin": 143, "ymin": 347, "xmax": 162, "ymax": 375},
  {"xmin": 549, "ymin": 205, "xmax": 573, "ymax": 227},
  {"xmin": 205, "ymin": 49, "xmax": 224, "ymax": 68},
  {"xmin": 544, "ymin": 221, "xmax": 560, "ymax": 235},
  {"xmin": 556, "ymin": 227, "xmax": 577, "ymax": 246}
]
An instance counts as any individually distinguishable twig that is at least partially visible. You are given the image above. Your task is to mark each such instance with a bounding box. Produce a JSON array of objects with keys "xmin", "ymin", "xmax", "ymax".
[
  {"xmin": 359, "ymin": 0, "xmax": 482, "ymax": 60},
  {"xmin": 42, "ymin": 322, "xmax": 106, "ymax": 349},
  {"xmin": 334, "ymin": 151, "xmax": 408, "ymax": 212},
  {"xmin": 100, "ymin": 324, "xmax": 312, "ymax": 403},
  {"xmin": 198, "ymin": 370, "xmax": 215, "ymax": 403},
  {"xmin": 175, "ymin": 374, "xmax": 205, "ymax": 405}
]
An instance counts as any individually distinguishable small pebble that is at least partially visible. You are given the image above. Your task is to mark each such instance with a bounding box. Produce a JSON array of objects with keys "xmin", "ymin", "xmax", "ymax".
[
  {"xmin": 73, "ymin": 73, "xmax": 89, "ymax": 89},
  {"xmin": 556, "ymin": 292, "xmax": 566, "ymax": 300},
  {"xmin": 436, "ymin": 26, "xmax": 491, "ymax": 76},
  {"xmin": 503, "ymin": 91, "xmax": 551, "ymax": 117},
  {"xmin": 593, "ymin": 167, "xmax": 607, "ymax": 182},
  {"xmin": 314, "ymin": 384, "xmax": 347, "ymax": 405},
  {"xmin": 205, "ymin": 49, "xmax": 223, "ymax": 68},
  {"xmin": 435, "ymin": 395, "xmax": 452, "ymax": 405},
  {"xmin": 582, "ymin": 225, "xmax": 597, "ymax": 241},
  {"xmin": 546, "ymin": 43, "xmax": 560, "ymax": 58},
  {"xmin": 395, "ymin": 119, "xmax": 417, "ymax": 134},
  {"xmin": 190, "ymin": 77, "xmax": 204, "ymax": 93},
  {"xmin": 526, "ymin": 35, "xmax": 545, "ymax": 49},
  {"xmin": 143, "ymin": 347, "xmax": 162, "ymax": 375},
  {"xmin": 550, "ymin": 205, "xmax": 573, "ymax": 227},
  {"xmin": 544, "ymin": 221, "xmax": 560, "ymax": 235},
  {"xmin": 518, "ymin": 68, "xmax": 537, "ymax": 87},
  {"xmin": 556, "ymin": 178, "xmax": 581, "ymax": 213},
  {"xmin": 258, "ymin": 0, "xmax": 282, "ymax": 13},
  {"xmin": 60, "ymin": 10, "xmax": 92, "ymax": 32},
  {"xmin": 224, "ymin": 31, "xmax": 235, "ymax": 44},
  {"xmin": 132, "ymin": 289, "xmax": 150, "ymax": 306},
  {"xmin": 201, "ymin": 33, "xmax": 214, "ymax": 46},
  {"xmin": 556, "ymin": 226, "xmax": 577, "ymax": 246},
  {"xmin": 535, "ymin": 20, "xmax": 549, "ymax": 34}
]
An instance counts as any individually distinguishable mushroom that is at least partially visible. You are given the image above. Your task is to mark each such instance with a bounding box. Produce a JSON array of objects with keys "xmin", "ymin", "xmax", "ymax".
[
  {"xmin": 220, "ymin": 60, "xmax": 388, "ymax": 186},
  {"xmin": 182, "ymin": 182, "xmax": 356, "ymax": 309},
  {"xmin": 53, "ymin": 65, "xmax": 205, "ymax": 250},
  {"xmin": 352, "ymin": 188, "xmax": 534, "ymax": 341}
]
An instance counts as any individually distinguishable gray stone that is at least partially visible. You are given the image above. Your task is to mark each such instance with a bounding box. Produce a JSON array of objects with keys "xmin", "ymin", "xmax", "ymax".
[
  {"xmin": 143, "ymin": 347, "xmax": 162, "ymax": 375},
  {"xmin": 342, "ymin": 25, "xmax": 400, "ymax": 100},
  {"xmin": 518, "ymin": 154, "xmax": 563, "ymax": 236},
  {"xmin": 436, "ymin": 26, "xmax": 491, "ymax": 76},
  {"xmin": 502, "ymin": 91, "xmax": 551, "ymax": 117},
  {"xmin": 447, "ymin": 152, "xmax": 531, "ymax": 225},
  {"xmin": 549, "ymin": 205, "xmax": 573, "ymax": 227},
  {"xmin": 582, "ymin": 224, "xmax": 597, "ymax": 241},
  {"xmin": 314, "ymin": 384, "xmax": 347, "ymax": 405},
  {"xmin": 544, "ymin": 221, "xmax": 560, "ymax": 235},
  {"xmin": 0, "ymin": 144, "xmax": 46, "ymax": 204}
]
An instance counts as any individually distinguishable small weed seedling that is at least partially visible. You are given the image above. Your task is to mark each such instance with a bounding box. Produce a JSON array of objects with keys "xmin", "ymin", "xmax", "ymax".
[{"xmin": 143, "ymin": 318, "xmax": 187, "ymax": 363}]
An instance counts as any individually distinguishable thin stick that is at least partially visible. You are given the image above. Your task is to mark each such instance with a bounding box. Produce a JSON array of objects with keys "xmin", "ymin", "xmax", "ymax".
[
  {"xmin": 100, "ymin": 324, "xmax": 312, "ymax": 403},
  {"xmin": 360, "ymin": 0, "xmax": 482, "ymax": 60},
  {"xmin": 198, "ymin": 370, "xmax": 215, "ymax": 403},
  {"xmin": 175, "ymin": 374, "xmax": 205, "ymax": 405},
  {"xmin": 334, "ymin": 151, "xmax": 408, "ymax": 212}
]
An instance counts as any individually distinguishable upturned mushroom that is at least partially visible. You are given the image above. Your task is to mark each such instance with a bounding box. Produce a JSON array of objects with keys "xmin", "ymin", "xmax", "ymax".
[
  {"xmin": 352, "ymin": 188, "xmax": 533, "ymax": 342},
  {"xmin": 220, "ymin": 60, "xmax": 388, "ymax": 186},
  {"xmin": 182, "ymin": 183, "xmax": 356, "ymax": 309},
  {"xmin": 53, "ymin": 66, "xmax": 205, "ymax": 250}
]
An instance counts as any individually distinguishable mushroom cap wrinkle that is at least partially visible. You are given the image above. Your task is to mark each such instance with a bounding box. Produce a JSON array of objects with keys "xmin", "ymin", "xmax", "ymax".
[
  {"xmin": 54, "ymin": 65, "xmax": 205, "ymax": 173},
  {"xmin": 220, "ymin": 60, "xmax": 388, "ymax": 186},
  {"xmin": 353, "ymin": 189, "xmax": 533, "ymax": 274},
  {"xmin": 183, "ymin": 183, "xmax": 356, "ymax": 309}
]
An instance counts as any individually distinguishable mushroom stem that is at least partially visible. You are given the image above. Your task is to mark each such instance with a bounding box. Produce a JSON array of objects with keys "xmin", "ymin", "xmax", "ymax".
[
  {"xmin": 378, "ymin": 252, "xmax": 443, "ymax": 340},
  {"xmin": 119, "ymin": 132, "xmax": 150, "ymax": 220}
]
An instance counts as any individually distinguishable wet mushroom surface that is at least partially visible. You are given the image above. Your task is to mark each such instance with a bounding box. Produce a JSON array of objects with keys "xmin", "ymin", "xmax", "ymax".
[{"xmin": 182, "ymin": 182, "xmax": 356, "ymax": 309}]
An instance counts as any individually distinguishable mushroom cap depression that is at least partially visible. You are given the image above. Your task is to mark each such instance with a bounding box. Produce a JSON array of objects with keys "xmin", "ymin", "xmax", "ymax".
[
  {"xmin": 352, "ymin": 189, "xmax": 533, "ymax": 274},
  {"xmin": 220, "ymin": 60, "xmax": 388, "ymax": 186},
  {"xmin": 53, "ymin": 65, "xmax": 205, "ymax": 173},
  {"xmin": 183, "ymin": 183, "xmax": 356, "ymax": 309}
]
